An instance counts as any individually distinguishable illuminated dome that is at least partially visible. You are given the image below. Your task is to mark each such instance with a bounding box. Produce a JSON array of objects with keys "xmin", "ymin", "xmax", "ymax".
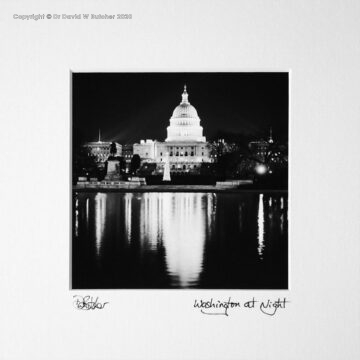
[
  {"xmin": 172, "ymin": 100, "xmax": 198, "ymax": 118},
  {"xmin": 166, "ymin": 86, "xmax": 206, "ymax": 142}
]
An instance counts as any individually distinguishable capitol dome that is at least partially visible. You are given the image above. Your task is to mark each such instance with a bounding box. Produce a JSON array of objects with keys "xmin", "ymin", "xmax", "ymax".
[
  {"xmin": 172, "ymin": 100, "xmax": 199, "ymax": 119},
  {"xmin": 165, "ymin": 86, "xmax": 206, "ymax": 142}
]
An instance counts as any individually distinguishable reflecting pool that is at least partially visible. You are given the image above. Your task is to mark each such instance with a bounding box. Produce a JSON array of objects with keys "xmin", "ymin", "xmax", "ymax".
[{"xmin": 72, "ymin": 192, "xmax": 288, "ymax": 289}]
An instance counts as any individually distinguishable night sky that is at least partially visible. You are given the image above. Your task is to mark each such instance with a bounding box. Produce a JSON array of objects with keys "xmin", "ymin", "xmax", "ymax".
[{"xmin": 72, "ymin": 72, "xmax": 288, "ymax": 145}]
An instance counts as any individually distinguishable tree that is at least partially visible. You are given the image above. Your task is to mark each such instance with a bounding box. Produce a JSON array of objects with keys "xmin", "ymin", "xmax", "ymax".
[
  {"xmin": 130, "ymin": 154, "xmax": 141, "ymax": 174},
  {"xmin": 110, "ymin": 142, "xmax": 117, "ymax": 156},
  {"xmin": 216, "ymin": 151, "xmax": 245, "ymax": 179},
  {"xmin": 115, "ymin": 156, "xmax": 126, "ymax": 173},
  {"xmin": 73, "ymin": 146, "xmax": 99, "ymax": 184}
]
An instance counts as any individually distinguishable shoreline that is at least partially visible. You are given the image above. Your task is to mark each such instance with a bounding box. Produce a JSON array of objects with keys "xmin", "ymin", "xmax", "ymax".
[{"xmin": 73, "ymin": 185, "xmax": 288, "ymax": 193}]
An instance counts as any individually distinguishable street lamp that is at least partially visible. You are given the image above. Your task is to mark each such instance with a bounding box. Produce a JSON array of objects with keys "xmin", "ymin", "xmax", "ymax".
[{"xmin": 255, "ymin": 164, "xmax": 267, "ymax": 175}]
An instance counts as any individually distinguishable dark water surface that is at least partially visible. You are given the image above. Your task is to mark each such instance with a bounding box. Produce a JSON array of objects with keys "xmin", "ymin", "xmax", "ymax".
[{"xmin": 72, "ymin": 192, "xmax": 288, "ymax": 289}]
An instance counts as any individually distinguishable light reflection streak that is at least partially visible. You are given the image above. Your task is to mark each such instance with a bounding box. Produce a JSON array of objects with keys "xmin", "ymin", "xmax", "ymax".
[
  {"xmin": 75, "ymin": 197, "xmax": 79, "ymax": 237},
  {"xmin": 137, "ymin": 192, "xmax": 212, "ymax": 287},
  {"xmin": 257, "ymin": 194, "xmax": 265, "ymax": 259},
  {"xmin": 75, "ymin": 210, "xmax": 79, "ymax": 237},
  {"xmin": 86, "ymin": 198, "xmax": 89, "ymax": 227},
  {"xmin": 206, "ymin": 193, "xmax": 216, "ymax": 236},
  {"xmin": 162, "ymin": 193, "xmax": 208, "ymax": 287},
  {"xmin": 238, "ymin": 204, "xmax": 243, "ymax": 232},
  {"xmin": 140, "ymin": 193, "xmax": 163, "ymax": 249},
  {"xmin": 95, "ymin": 193, "xmax": 106, "ymax": 256},
  {"xmin": 124, "ymin": 193, "xmax": 133, "ymax": 243}
]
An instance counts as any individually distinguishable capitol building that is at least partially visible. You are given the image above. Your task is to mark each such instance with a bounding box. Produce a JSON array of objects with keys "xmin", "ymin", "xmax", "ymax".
[{"xmin": 133, "ymin": 86, "xmax": 212, "ymax": 173}]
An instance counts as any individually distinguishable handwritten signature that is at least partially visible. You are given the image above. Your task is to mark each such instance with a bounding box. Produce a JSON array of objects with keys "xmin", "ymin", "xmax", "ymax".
[{"xmin": 73, "ymin": 295, "xmax": 109, "ymax": 310}]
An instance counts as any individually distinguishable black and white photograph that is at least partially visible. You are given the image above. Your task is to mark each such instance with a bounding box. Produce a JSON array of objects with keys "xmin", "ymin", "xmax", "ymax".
[
  {"xmin": 2, "ymin": 1, "xmax": 360, "ymax": 359},
  {"xmin": 72, "ymin": 72, "xmax": 289, "ymax": 289}
]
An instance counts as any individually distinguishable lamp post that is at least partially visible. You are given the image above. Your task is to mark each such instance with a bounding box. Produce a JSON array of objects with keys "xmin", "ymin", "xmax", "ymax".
[{"xmin": 255, "ymin": 163, "xmax": 267, "ymax": 175}]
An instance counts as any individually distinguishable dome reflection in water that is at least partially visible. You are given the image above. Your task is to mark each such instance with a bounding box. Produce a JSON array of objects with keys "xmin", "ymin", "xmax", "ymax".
[{"xmin": 72, "ymin": 192, "xmax": 288, "ymax": 289}]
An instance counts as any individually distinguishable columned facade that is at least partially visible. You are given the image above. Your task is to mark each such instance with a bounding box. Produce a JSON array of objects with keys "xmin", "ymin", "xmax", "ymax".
[{"xmin": 133, "ymin": 86, "xmax": 212, "ymax": 173}]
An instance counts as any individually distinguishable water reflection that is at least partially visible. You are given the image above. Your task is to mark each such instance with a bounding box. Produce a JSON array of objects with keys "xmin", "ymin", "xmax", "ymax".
[
  {"xmin": 161, "ymin": 193, "xmax": 209, "ymax": 287},
  {"xmin": 280, "ymin": 214, "xmax": 284, "ymax": 234},
  {"xmin": 95, "ymin": 193, "xmax": 106, "ymax": 256},
  {"xmin": 75, "ymin": 197, "xmax": 79, "ymax": 237},
  {"xmin": 138, "ymin": 193, "xmax": 212, "ymax": 287},
  {"xmin": 86, "ymin": 198, "xmax": 89, "ymax": 227},
  {"xmin": 124, "ymin": 193, "xmax": 133, "ymax": 243},
  {"xmin": 73, "ymin": 191, "xmax": 288, "ymax": 289},
  {"xmin": 257, "ymin": 194, "xmax": 265, "ymax": 259},
  {"xmin": 140, "ymin": 193, "xmax": 163, "ymax": 249}
]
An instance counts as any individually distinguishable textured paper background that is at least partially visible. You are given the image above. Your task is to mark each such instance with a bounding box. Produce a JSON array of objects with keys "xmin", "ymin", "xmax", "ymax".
[{"xmin": 0, "ymin": 1, "xmax": 359, "ymax": 359}]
